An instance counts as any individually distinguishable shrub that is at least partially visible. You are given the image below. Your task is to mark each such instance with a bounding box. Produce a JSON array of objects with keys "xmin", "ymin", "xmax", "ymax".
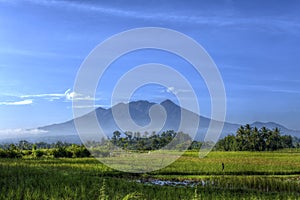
[
  {"xmin": 51, "ymin": 147, "xmax": 72, "ymax": 158},
  {"xmin": 0, "ymin": 149, "xmax": 7, "ymax": 158},
  {"xmin": 33, "ymin": 150, "xmax": 44, "ymax": 158}
]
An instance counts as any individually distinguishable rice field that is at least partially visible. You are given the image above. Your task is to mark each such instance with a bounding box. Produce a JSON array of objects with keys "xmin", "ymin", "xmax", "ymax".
[{"xmin": 0, "ymin": 151, "xmax": 300, "ymax": 199}]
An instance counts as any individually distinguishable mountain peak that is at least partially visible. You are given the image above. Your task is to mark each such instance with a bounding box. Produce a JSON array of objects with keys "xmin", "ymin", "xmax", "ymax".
[
  {"xmin": 129, "ymin": 100, "xmax": 153, "ymax": 105},
  {"xmin": 160, "ymin": 99, "xmax": 176, "ymax": 105}
]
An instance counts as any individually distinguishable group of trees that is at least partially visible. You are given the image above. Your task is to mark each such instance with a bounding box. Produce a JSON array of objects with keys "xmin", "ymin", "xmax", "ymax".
[
  {"xmin": 215, "ymin": 125, "xmax": 296, "ymax": 151},
  {"xmin": 0, "ymin": 131, "xmax": 194, "ymax": 159},
  {"xmin": 107, "ymin": 126, "xmax": 298, "ymax": 152},
  {"xmin": 0, "ymin": 141, "xmax": 90, "ymax": 158},
  {"xmin": 110, "ymin": 130, "xmax": 193, "ymax": 151},
  {"xmin": 0, "ymin": 140, "xmax": 74, "ymax": 150},
  {"xmin": 0, "ymin": 125, "xmax": 299, "ymax": 159}
]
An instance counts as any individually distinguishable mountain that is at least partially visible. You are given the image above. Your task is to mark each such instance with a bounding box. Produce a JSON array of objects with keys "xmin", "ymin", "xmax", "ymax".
[
  {"xmin": 37, "ymin": 99, "xmax": 239, "ymax": 142},
  {"xmin": 0, "ymin": 100, "xmax": 299, "ymax": 143},
  {"xmin": 250, "ymin": 121, "xmax": 300, "ymax": 136}
]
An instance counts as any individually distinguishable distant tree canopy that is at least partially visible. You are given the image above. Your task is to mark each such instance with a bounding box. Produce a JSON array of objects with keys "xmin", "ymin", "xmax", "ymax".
[
  {"xmin": 0, "ymin": 142, "xmax": 90, "ymax": 158},
  {"xmin": 215, "ymin": 124, "xmax": 295, "ymax": 151},
  {"xmin": 0, "ymin": 126, "xmax": 299, "ymax": 159},
  {"xmin": 0, "ymin": 130, "xmax": 195, "ymax": 158},
  {"xmin": 110, "ymin": 130, "xmax": 192, "ymax": 151}
]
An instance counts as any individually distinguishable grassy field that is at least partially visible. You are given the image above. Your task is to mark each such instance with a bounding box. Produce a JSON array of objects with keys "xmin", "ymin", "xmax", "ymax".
[{"xmin": 0, "ymin": 151, "xmax": 300, "ymax": 199}]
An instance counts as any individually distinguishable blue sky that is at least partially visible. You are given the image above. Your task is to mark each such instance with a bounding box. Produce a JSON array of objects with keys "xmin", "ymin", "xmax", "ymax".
[{"xmin": 0, "ymin": 0, "xmax": 300, "ymax": 132}]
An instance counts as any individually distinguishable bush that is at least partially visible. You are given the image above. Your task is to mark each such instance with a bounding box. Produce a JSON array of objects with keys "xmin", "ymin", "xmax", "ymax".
[
  {"xmin": 33, "ymin": 150, "xmax": 44, "ymax": 158},
  {"xmin": 51, "ymin": 147, "xmax": 72, "ymax": 158},
  {"xmin": 22, "ymin": 150, "xmax": 33, "ymax": 156},
  {"xmin": 73, "ymin": 147, "xmax": 91, "ymax": 158},
  {"xmin": 6, "ymin": 150, "xmax": 22, "ymax": 158},
  {"xmin": 0, "ymin": 149, "xmax": 7, "ymax": 158}
]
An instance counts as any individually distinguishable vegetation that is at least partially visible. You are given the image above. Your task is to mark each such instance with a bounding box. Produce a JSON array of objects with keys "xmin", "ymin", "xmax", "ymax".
[
  {"xmin": 215, "ymin": 124, "xmax": 297, "ymax": 151},
  {"xmin": 110, "ymin": 130, "xmax": 192, "ymax": 151},
  {"xmin": 0, "ymin": 125, "xmax": 300, "ymax": 199},
  {"xmin": 0, "ymin": 130, "xmax": 195, "ymax": 159},
  {"xmin": 109, "ymin": 126, "xmax": 299, "ymax": 152},
  {"xmin": 1, "ymin": 126, "xmax": 299, "ymax": 159},
  {"xmin": 0, "ymin": 142, "xmax": 90, "ymax": 158},
  {"xmin": 0, "ymin": 151, "xmax": 300, "ymax": 199}
]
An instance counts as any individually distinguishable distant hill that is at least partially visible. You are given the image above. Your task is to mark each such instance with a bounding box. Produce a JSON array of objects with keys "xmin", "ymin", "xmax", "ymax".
[
  {"xmin": 250, "ymin": 121, "xmax": 300, "ymax": 136},
  {"xmin": 0, "ymin": 100, "xmax": 299, "ymax": 143}
]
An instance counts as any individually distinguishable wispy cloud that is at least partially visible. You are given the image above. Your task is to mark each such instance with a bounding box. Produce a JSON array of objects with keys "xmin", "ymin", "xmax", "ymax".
[
  {"xmin": 21, "ymin": 93, "xmax": 65, "ymax": 99},
  {"xmin": 271, "ymin": 89, "xmax": 300, "ymax": 94},
  {"xmin": 20, "ymin": 89, "xmax": 98, "ymax": 102},
  {"xmin": 0, "ymin": 47, "xmax": 81, "ymax": 59},
  {"xmin": 21, "ymin": 0, "xmax": 139, "ymax": 18},
  {"xmin": 1, "ymin": 0, "xmax": 299, "ymax": 36},
  {"xmin": 15, "ymin": 0, "xmax": 300, "ymax": 34},
  {"xmin": 20, "ymin": 91, "xmax": 66, "ymax": 102},
  {"xmin": 0, "ymin": 89, "xmax": 101, "ymax": 107},
  {"xmin": 0, "ymin": 99, "xmax": 33, "ymax": 106},
  {"xmin": 164, "ymin": 86, "xmax": 192, "ymax": 95},
  {"xmin": 0, "ymin": 128, "xmax": 47, "ymax": 136}
]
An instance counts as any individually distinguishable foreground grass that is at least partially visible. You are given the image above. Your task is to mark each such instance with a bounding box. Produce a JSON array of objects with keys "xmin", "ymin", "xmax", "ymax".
[
  {"xmin": 0, "ymin": 151, "xmax": 299, "ymax": 199},
  {"xmin": 157, "ymin": 151, "xmax": 300, "ymax": 175}
]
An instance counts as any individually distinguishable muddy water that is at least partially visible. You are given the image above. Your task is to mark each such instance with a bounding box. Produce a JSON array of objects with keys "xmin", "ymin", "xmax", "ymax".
[{"xmin": 136, "ymin": 179, "xmax": 213, "ymax": 187}]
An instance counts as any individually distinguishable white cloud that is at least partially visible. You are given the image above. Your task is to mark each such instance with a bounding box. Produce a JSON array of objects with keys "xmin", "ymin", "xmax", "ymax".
[
  {"xmin": 166, "ymin": 87, "xmax": 191, "ymax": 95},
  {"xmin": 21, "ymin": 93, "xmax": 65, "ymax": 98},
  {"xmin": 19, "ymin": 89, "xmax": 97, "ymax": 102},
  {"xmin": 0, "ymin": 99, "xmax": 33, "ymax": 106},
  {"xmin": 167, "ymin": 87, "xmax": 177, "ymax": 94},
  {"xmin": 21, "ymin": 91, "xmax": 66, "ymax": 102},
  {"xmin": 0, "ymin": 128, "xmax": 48, "ymax": 137},
  {"xmin": 64, "ymin": 89, "xmax": 95, "ymax": 101}
]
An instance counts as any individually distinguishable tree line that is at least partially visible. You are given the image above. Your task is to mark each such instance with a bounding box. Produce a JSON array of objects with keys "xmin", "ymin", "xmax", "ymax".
[
  {"xmin": 0, "ymin": 141, "xmax": 90, "ymax": 158},
  {"xmin": 0, "ymin": 125, "xmax": 299, "ymax": 158},
  {"xmin": 215, "ymin": 124, "xmax": 298, "ymax": 151},
  {"xmin": 109, "ymin": 130, "xmax": 192, "ymax": 151}
]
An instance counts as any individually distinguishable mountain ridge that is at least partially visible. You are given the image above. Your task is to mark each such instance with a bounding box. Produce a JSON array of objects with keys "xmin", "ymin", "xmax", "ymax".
[{"xmin": 0, "ymin": 99, "xmax": 299, "ymax": 143}]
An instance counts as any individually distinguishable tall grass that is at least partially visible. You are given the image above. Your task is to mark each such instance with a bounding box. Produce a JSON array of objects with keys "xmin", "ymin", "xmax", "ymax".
[{"xmin": 0, "ymin": 151, "xmax": 299, "ymax": 199}]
